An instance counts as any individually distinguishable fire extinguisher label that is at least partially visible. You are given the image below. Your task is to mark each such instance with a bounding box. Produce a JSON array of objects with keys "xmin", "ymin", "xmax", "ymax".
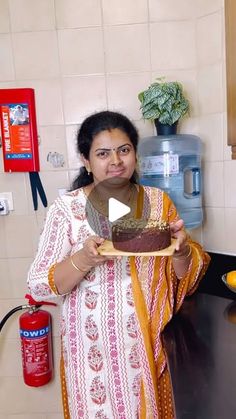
[
  {"xmin": 20, "ymin": 326, "xmax": 51, "ymax": 378},
  {"xmin": 20, "ymin": 325, "xmax": 50, "ymax": 338}
]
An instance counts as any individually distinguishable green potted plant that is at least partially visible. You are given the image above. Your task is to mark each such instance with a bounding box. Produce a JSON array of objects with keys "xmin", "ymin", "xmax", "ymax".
[{"xmin": 138, "ymin": 78, "xmax": 190, "ymax": 135}]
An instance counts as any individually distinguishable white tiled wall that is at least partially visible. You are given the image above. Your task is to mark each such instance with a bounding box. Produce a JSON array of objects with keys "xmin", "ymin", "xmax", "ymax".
[{"xmin": 0, "ymin": 0, "xmax": 234, "ymax": 417}]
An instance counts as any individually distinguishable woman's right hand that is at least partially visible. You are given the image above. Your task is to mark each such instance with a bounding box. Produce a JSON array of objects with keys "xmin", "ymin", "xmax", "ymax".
[
  {"xmin": 54, "ymin": 235, "xmax": 108, "ymax": 295},
  {"xmin": 77, "ymin": 235, "xmax": 109, "ymax": 271}
]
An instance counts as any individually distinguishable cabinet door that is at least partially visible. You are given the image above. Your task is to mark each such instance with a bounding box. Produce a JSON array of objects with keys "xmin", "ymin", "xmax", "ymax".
[{"xmin": 225, "ymin": 0, "xmax": 236, "ymax": 159}]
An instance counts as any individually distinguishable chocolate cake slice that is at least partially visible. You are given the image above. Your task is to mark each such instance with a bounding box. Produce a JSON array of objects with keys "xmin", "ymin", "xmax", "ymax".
[{"xmin": 112, "ymin": 218, "xmax": 171, "ymax": 253}]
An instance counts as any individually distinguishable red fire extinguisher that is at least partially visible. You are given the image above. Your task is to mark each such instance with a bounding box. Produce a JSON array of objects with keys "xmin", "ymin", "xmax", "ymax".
[{"xmin": 0, "ymin": 294, "xmax": 56, "ymax": 387}]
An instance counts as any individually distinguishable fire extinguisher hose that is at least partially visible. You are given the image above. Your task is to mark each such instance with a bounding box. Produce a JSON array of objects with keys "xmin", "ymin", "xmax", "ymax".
[{"xmin": 0, "ymin": 304, "xmax": 42, "ymax": 333}]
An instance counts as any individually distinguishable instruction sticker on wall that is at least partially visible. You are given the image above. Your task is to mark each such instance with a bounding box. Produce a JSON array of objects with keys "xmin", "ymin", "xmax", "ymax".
[{"xmin": 2, "ymin": 103, "xmax": 32, "ymax": 160}]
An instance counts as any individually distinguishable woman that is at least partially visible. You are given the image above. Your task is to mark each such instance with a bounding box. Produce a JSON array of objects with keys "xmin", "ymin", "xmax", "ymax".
[{"xmin": 28, "ymin": 111, "xmax": 210, "ymax": 419}]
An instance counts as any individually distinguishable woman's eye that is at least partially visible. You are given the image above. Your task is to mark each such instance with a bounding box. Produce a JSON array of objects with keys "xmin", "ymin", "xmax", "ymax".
[
  {"xmin": 119, "ymin": 146, "xmax": 131, "ymax": 155},
  {"xmin": 97, "ymin": 151, "xmax": 109, "ymax": 158}
]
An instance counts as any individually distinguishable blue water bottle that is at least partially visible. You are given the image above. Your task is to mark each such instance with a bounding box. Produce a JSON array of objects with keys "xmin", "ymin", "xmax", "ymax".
[{"xmin": 138, "ymin": 134, "xmax": 203, "ymax": 229}]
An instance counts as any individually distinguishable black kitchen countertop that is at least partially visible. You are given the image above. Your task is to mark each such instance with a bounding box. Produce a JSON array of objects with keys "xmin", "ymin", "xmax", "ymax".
[{"xmin": 163, "ymin": 292, "xmax": 236, "ymax": 419}]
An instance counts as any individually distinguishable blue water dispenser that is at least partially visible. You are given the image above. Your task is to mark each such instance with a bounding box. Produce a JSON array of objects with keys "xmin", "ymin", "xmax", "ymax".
[{"xmin": 138, "ymin": 135, "xmax": 203, "ymax": 229}]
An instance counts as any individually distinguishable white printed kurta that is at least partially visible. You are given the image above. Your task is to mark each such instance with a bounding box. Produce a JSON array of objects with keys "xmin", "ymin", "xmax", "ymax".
[
  {"xmin": 28, "ymin": 188, "xmax": 141, "ymax": 418},
  {"xmin": 27, "ymin": 186, "xmax": 210, "ymax": 419},
  {"xmin": 62, "ymin": 260, "xmax": 140, "ymax": 418}
]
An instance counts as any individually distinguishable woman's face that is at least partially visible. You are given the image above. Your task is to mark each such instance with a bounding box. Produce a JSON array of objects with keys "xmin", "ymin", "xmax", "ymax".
[{"xmin": 84, "ymin": 128, "xmax": 137, "ymax": 186}]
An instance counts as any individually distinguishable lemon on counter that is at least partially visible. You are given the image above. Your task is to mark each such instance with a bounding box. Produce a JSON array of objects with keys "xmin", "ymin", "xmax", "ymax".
[{"xmin": 226, "ymin": 271, "xmax": 236, "ymax": 289}]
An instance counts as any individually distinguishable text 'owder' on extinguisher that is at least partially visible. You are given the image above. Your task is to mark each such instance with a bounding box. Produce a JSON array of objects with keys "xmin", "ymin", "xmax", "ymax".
[{"xmin": 0, "ymin": 294, "xmax": 56, "ymax": 387}]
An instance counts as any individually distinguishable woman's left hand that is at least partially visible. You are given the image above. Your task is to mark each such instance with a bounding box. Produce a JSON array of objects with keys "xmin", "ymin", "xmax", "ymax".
[{"xmin": 170, "ymin": 219, "xmax": 188, "ymax": 253}]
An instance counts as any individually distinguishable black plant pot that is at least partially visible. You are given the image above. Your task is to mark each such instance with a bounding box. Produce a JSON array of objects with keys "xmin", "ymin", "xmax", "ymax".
[{"xmin": 154, "ymin": 120, "xmax": 178, "ymax": 136}]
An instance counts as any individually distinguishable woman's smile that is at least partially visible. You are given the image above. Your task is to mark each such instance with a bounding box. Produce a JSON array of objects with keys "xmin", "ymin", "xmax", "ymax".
[{"xmin": 107, "ymin": 168, "xmax": 125, "ymax": 176}]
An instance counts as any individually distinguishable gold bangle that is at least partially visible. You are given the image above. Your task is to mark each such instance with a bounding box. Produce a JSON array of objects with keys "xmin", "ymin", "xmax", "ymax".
[
  {"xmin": 70, "ymin": 255, "xmax": 88, "ymax": 273},
  {"xmin": 173, "ymin": 245, "xmax": 192, "ymax": 260}
]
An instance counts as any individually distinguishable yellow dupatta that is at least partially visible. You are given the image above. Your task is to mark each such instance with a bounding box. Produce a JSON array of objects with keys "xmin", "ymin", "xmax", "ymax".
[{"xmin": 129, "ymin": 186, "xmax": 210, "ymax": 418}]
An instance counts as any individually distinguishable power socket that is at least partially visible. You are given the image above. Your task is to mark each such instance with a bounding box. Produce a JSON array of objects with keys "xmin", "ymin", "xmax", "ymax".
[{"xmin": 0, "ymin": 199, "xmax": 10, "ymax": 215}]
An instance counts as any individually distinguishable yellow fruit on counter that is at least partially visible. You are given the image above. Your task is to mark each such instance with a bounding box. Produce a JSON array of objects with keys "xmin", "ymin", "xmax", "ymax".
[{"xmin": 226, "ymin": 271, "xmax": 236, "ymax": 289}]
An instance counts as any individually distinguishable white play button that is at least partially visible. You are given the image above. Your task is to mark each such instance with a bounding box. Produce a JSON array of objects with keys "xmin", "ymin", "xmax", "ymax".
[
  {"xmin": 85, "ymin": 178, "xmax": 151, "ymax": 236},
  {"xmin": 108, "ymin": 197, "xmax": 131, "ymax": 222}
]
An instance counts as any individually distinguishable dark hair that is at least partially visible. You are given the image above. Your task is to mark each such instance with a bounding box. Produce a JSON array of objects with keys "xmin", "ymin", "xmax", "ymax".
[{"xmin": 71, "ymin": 110, "xmax": 139, "ymax": 190}]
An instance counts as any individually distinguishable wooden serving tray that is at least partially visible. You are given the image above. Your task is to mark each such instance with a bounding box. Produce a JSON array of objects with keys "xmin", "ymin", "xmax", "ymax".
[{"xmin": 98, "ymin": 239, "xmax": 177, "ymax": 257}]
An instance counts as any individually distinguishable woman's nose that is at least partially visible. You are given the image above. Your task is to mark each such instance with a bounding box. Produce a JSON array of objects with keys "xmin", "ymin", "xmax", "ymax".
[{"xmin": 110, "ymin": 150, "xmax": 122, "ymax": 164}]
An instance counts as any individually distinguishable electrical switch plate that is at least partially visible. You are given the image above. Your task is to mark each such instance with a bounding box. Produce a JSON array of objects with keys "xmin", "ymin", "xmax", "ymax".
[{"xmin": 0, "ymin": 192, "xmax": 13, "ymax": 210}]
